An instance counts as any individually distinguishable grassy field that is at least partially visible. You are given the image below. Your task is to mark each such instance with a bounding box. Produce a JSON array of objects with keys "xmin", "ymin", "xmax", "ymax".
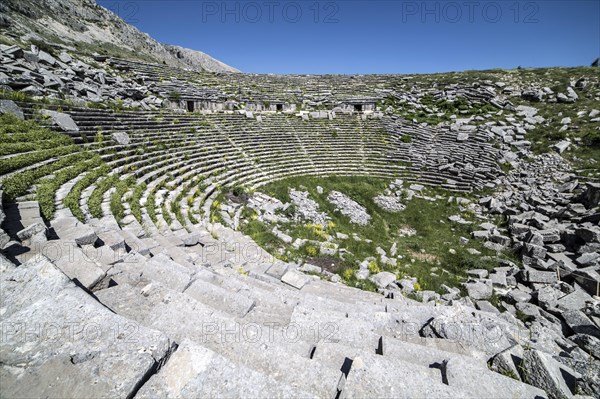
[{"xmin": 236, "ymin": 176, "xmax": 517, "ymax": 293}]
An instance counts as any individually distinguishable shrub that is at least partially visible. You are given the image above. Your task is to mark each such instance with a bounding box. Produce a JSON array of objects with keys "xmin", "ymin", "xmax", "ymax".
[
  {"xmin": 305, "ymin": 245, "xmax": 318, "ymax": 257},
  {"xmin": 341, "ymin": 268, "xmax": 355, "ymax": 281},
  {"xmin": 368, "ymin": 261, "xmax": 381, "ymax": 274},
  {"xmin": 232, "ymin": 185, "xmax": 245, "ymax": 197},
  {"xmin": 168, "ymin": 91, "xmax": 181, "ymax": 102}
]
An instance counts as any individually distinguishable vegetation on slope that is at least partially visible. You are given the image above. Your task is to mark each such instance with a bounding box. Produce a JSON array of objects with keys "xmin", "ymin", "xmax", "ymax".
[
  {"xmin": 236, "ymin": 176, "xmax": 517, "ymax": 293},
  {"xmin": 0, "ymin": 114, "xmax": 112, "ymax": 220}
]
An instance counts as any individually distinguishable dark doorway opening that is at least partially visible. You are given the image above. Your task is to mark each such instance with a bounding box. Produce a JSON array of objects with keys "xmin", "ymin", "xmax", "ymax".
[
  {"xmin": 276, "ymin": 104, "xmax": 283, "ymax": 112},
  {"xmin": 187, "ymin": 101, "xmax": 195, "ymax": 112},
  {"xmin": 354, "ymin": 104, "xmax": 363, "ymax": 112}
]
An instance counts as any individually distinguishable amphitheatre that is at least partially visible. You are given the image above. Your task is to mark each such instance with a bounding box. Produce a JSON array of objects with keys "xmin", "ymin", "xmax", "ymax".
[{"xmin": 1, "ymin": 0, "xmax": 600, "ymax": 398}]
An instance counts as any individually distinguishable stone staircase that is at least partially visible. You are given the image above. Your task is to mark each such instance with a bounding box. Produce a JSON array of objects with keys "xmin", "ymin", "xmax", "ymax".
[{"xmin": 1, "ymin": 195, "xmax": 548, "ymax": 397}]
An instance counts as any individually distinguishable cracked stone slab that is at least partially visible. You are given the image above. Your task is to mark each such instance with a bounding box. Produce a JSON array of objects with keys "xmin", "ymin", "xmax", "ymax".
[
  {"xmin": 136, "ymin": 340, "xmax": 310, "ymax": 398},
  {"xmin": 281, "ymin": 269, "xmax": 310, "ymax": 289},
  {"xmin": 0, "ymin": 255, "xmax": 174, "ymax": 398}
]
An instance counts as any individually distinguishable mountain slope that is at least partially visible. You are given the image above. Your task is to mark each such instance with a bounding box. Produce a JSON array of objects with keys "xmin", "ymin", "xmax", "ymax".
[{"xmin": 0, "ymin": 0, "xmax": 239, "ymax": 72}]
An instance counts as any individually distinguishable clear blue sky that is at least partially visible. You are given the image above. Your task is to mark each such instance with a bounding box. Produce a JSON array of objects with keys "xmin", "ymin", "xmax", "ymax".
[{"xmin": 97, "ymin": 0, "xmax": 600, "ymax": 74}]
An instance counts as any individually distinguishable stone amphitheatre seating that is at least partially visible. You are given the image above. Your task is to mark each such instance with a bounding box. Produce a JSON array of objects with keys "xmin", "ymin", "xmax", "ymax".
[
  {"xmin": 1, "ymin": 99, "xmax": 547, "ymax": 397},
  {"xmin": 111, "ymin": 58, "xmax": 494, "ymax": 107}
]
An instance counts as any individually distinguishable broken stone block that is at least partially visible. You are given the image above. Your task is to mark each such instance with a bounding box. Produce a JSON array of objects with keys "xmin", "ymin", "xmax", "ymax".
[
  {"xmin": 369, "ymin": 271, "xmax": 397, "ymax": 289},
  {"xmin": 41, "ymin": 110, "xmax": 79, "ymax": 132},
  {"xmin": 464, "ymin": 281, "xmax": 493, "ymax": 300},
  {"xmin": 299, "ymin": 263, "xmax": 322, "ymax": 274},
  {"xmin": 525, "ymin": 270, "xmax": 558, "ymax": 284},
  {"xmin": 575, "ymin": 225, "xmax": 600, "ymax": 243},
  {"xmin": 111, "ymin": 131, "xmax": 131, "ymax": 145},
  {"xmin": 556, "ymin": 284, "xmax": 594, "ymax": 312},
  {"xmin": 507, "ymin": 289, "xmax": 532, "ymax": 304},
  {"xmin": 0, "ymin": 99, "xmax": 24, "ymax": 119},
  {"xmin": 576, "ymin": 252, "xmax": 599, "ymax": 266},
  {"xmin": 492, "ymin": 344, "xmax": 524, "ymax": 380},
  {"xmin": 475, "ymin": 300, "xmax": 500, "ymax": 315},
  {"xmin": 521, "ymin": 349, "xmax": 578, "ymax": 399},
  {"xmin": 281, "ymin": 269, "xmax": 310, "ymax": 289},
  {"xmin": 523, "ymin": 243, "xmax": 547, "ymax": 260},
  {"xmin": 179, "ymin": 234, "xmax": 198, "ymax": 247},
  {"xmin": 570, "ymin": 268, "xmax": 600, "ymax": 297},
  {"xmin": 562, "ymin": 310, "xmax": 600, "ymax": 338},
  {"xmin": 570, "ymin": 334, "xmax": 600, "ymax": 360},
  {"xmin": 16, "ymin": 222, "xmax": 46, "ymax": 241}
]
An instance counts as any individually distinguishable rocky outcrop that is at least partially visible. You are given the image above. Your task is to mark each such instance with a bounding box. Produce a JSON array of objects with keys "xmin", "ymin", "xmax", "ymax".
[{"xmin": 0, "ymin": 0, "xmax": 238, "ymax": 72}]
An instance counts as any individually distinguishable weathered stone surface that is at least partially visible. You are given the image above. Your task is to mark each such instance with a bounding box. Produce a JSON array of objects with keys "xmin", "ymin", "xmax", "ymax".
[
  {"xmin": 41, "ymin": 110, "xmax": 79, "ymax": 132},
  {"xmin": 54, "ymin": 219, "xmax": 98, "ymax": 246},
  {"xmin": 281, "ymin": 269, "xmax": 310, "ymax": 289},
  {"xmin": 369, "ymin": 271, "xmax": 397, "ymax": 289},
  {"xmin": 327, "ymin": 190, "xmax": 371, "ymax": 225},
  {"xmin": 0, "ymin": 99, "xmax": 24, "ymax": 119},
  {"xmin": 422, "ymin": 308, "xmax": 519, "ymax": 358},
  {"xmin": 570, "ymin": 334, "xmax": 600, "ymax": 360},
  {"xmin": 522, "ymin": 349, "xmax": 577, "ymax": 399},
  {"xmin": 562, "ymin": 310, "xmax": 600, "ymax": 338},
  {"xmin": 492, "ymin": 344, "xmax": 524, "ymax": 380},
  {"xmin": 525, "ymin": 270, "xmax": 558, "ymax": 284},
  {"xmin": 137, "ymin": 340, "xmax": 309, "ymax": 398},
  {"xmin": 16, "ymin": 222, "xmax": 46, "ymax": 241},
  {"xmin": 0, "ymin": 256, "xmax": 174, "ymax": 398},
  {"xmin": 464, "ymin": 281, "xmax": 493, "ymax": 300},
  {"xmin": 181, "ymin": 232, "xmax": 202, "ymax": 246},
  {"xmin": 36, "ymin": 50, "xmax": 57, "ymax": 65},
  {"xmin": 112, "ymin": 131, "xmax": 131, "ymax": 145},
  {"xmin": 43, "ymin": 240, "xmax": 107, "ymax": 289}
]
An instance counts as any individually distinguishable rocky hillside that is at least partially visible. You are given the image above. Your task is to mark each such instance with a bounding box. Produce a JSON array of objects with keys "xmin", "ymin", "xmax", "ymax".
[{"xmin": 0, "ymin": 0, "xmax": 238, "ymax": 73}]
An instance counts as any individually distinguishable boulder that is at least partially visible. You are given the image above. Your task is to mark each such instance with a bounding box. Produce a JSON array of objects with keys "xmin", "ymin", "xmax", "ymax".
[
  {"xmin": 0, "ymin": 99, "xmax": 24, "ymax": 119},
  {"xmin": 579, "ymin": 182, "xmax": 600, "ymax": 208},
  {"xmin": 369, "ymin": 272, "xmax": 397, "ymax": 289},
  {"xmin": 464, "ymin": 281, "xmax": 493, "ymax": 300},
  {"xmin": 552, "ymin": 140, "xmax": 571, "ymax": 154},
  {"xmin": 456, "ymin": 132, "xmax": 469, "ymax": 142},
  {"xmin": 570, "ymin": 334, "xmax": 600, "ymax": 360},
  {"xmin": 58, "ymin": 52, "xmax": 73, "ymax": 63},
  {"xmin": 111, "ymin": 132, "xmax": 130, "ymax": 145},
  {"xmin": 41, "ymin": 110, "xmax": 79, "ymax": 132},
  {"xmin": 523, "ymin": 243, "xmax": 547, "ymax": 260},
  {"xmin": 557, "ymin": 93, "xmax": 575, "ymax": 103},
  {"xmin": 492, "ymin": 344, "xmax": 524, "ymax": 380},
  {"xmin": 36, "ymin": 50, "xmax": 57, "ymax": 65},
  {"xmin": 181, "ymin": 232, "xmax": 202, "ymax": 246}
]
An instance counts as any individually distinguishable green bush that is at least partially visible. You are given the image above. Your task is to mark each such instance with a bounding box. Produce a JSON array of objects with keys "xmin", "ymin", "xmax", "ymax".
[{"xmin": 168, "ymin": 91, "xmax": 181, "ymax": 102}]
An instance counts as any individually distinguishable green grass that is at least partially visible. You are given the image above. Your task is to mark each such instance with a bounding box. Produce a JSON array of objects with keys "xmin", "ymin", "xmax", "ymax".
[
  {"xmin": 240, "ymin": 176, "xmax": 517, "ymax": 293},
  {"xmin": 89, "ymin": 175, "xmax": 119, "ymax": 219},
  {"xmin": 63, "ymin": 164, "xmax": 111, "ymax": 221},
  {"xmin": 516, "ymin": 96, "xmax": 600, "ymax": 175},
  {"xmin": 130, "ymin": 182, "xmax": 147, "ymax": 223},
  {"xmin": 110, "ymin": 177, "xmax": 135, "ymax": 222},
  {"xmin": 0, "ymin": 114, "xmax": 114, "ymax": 220},
  {"xmin": 36, "ymin": 156, "xmax": 103, "ymax": 220}
]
